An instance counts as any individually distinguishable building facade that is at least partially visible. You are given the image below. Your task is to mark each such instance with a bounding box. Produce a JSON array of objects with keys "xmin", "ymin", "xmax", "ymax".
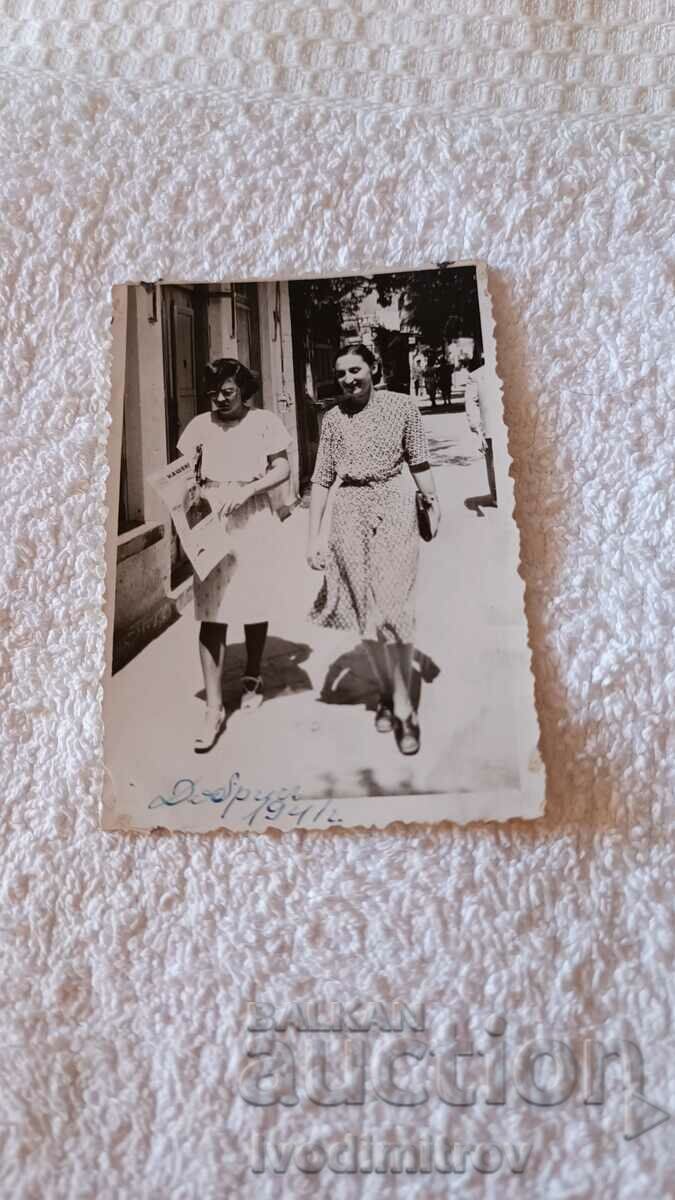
[{"xmin": 114, "ymin": 280, "xmax": 301, "ymax": 670}]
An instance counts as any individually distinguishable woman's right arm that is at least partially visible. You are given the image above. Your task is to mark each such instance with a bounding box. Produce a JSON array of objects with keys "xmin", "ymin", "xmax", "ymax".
[
  {"xmin": 306, "ymin": 418, "xmax": 336, "ymax": 570},
  {"xmin": 307, "ymin": 484, "xmax": 330, "ymax": 570}
]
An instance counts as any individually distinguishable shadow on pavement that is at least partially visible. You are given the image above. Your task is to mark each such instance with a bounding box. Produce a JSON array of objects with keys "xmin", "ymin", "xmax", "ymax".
[
  {"xmin": 426, "ymin": 432, "xmax": 479, "ymax": 468},
  {"xmin": 195, "ymin": 636, "xmax": 313, "ymax": 707},
  {"xmin": 419, "ymin": 401, "xmax": 467, "ymax": 416},
  {"xmin": 314, "ymin": 767, "xmax": 418, "ymax": 800},
  {"xmin": 319, "ymin": 642, "xmax": 441, "ymax": 712},
  {"xmin": 464, "ymin": 495, "xmax": 499, "ymax": 518}
]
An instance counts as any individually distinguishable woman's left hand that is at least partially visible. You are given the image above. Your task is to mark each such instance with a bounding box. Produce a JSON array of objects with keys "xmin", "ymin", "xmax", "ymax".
[
  {"xmin": 428, "ymin": 497, "xmax": 441, "ymax": 538},
  {"xmin": 218, "ymin": 483, "xmax": 254, "ymax": 518}
]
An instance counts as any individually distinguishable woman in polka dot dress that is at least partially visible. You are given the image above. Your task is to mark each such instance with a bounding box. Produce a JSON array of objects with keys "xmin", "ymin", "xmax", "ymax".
[
  {"xmin": 178, "ymin": 359, "xmax": 291, "ymax": 753},
  {"xmin": 307, "ymin": 345, "xmax": 441, "ymax": 755}
]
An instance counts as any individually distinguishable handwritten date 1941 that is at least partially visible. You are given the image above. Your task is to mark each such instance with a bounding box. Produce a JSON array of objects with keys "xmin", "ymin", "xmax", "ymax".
[{"xmin": 149, "ymin": 773, "xmax": 343, "ymax": 829}]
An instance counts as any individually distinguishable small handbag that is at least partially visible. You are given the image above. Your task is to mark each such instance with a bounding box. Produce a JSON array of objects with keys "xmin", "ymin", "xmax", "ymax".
[{"xmin": 416, "ymin": 493, "xmax": 434, "ymax": 542}]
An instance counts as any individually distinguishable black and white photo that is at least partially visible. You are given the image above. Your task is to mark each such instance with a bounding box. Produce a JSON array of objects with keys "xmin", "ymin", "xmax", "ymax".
[{"xmin": 103, "ymin": 263, "xmax": 542, "ymax": 831}]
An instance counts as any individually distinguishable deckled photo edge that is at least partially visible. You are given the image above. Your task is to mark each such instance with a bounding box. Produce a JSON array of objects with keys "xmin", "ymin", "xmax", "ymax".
[{"xmin": 102, "ymin": 261, "xmax": 544, "ymax": 832}]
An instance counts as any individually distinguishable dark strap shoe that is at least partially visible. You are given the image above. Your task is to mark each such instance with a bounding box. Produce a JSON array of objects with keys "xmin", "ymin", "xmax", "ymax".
[
  {"xmin": 394, "ymin": 712, "xmax": 420, "ymax": 756},
  {"xmin": 374, "ymin": 699, "xmax": 394, "ymax": 733}
]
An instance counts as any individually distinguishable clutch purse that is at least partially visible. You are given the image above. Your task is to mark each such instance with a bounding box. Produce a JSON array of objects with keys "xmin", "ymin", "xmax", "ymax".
[{"xmin": 416, "ymin": 493, "xmax": 433, "ymax": 542}]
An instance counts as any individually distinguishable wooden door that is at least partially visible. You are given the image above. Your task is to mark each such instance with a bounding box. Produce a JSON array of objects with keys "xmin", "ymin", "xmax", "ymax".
[
  {"xmin": 163, "ymin": 286, "xmax": 201, "ymax": 461},
  {"xmin": 288, "ymin": 283, "xmax": 334, "ymax": 489},
  {"xmin": 162, "ymin": 285, "xmax": 209, "ymax": 584},
  {"xmin": 173, "ymin": 303, "xmax": 198, "ymax": 444},
  {"xmin": 235, "ymin": 283, "xmax": 261, "ymax": 403}
]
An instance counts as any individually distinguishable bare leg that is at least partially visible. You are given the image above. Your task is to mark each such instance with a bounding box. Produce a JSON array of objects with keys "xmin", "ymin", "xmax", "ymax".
[
  {"xmin": 364, "ymin": 638, "xmax": 395, "ymax": 732},
  {"xmin": 386, "ymin": 642, "xmax": 415, "ymax": 721},
  {"xmin": 195, "ymin": 621, "xmax": 228, "ymax": 751},
  {"xmin": 364, "ymin": 638, "xmax": 391, "ymax": 701},
  {"xmin": 485, "ymin": 438, "xmax": 497, "ymax": 505},
  {"xmin": 244, "ymin": 621, "xmax": 268, "ymax": 677},
  {"xmin": 241, "ymin": 621, "xmax": 268, "ymax": 711},
  {"xmin": 386, "ymin": 641, "xmax": 419, "ymax": 754},
  {"xmin": 199, "ymin": 621, "xmax": 227, "ymax": 710}
]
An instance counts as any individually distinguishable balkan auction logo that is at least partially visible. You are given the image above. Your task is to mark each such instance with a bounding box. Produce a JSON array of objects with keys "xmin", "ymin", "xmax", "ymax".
[{"xmin": 238, "ymin": 1000, "xmax": 670, "ymax": 1175}]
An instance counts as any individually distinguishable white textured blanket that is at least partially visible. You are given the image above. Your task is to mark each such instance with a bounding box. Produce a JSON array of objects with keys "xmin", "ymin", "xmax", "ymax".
[{"xmin": 0, "ymin": 2, "xmax": 673, "ymax": 1196}]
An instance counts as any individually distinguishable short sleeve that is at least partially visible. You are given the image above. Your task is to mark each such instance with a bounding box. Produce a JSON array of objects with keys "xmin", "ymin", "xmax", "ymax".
[
  {"xmin": 311, "ymin": 416, "xmax": 337, "ymax": 488},
  {"xmin": 402, "ymin": 401, "xmax": 429, "ymax": 470},
  {"xmin": 262, "ymin": 411, "xmax": 292, "ymax": 457}
]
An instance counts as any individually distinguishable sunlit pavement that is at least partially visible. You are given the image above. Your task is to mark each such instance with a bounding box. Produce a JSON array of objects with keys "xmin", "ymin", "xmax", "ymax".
[{"xmin": 108, "ymin": 411, "xmax": 526, "ymax": 815}]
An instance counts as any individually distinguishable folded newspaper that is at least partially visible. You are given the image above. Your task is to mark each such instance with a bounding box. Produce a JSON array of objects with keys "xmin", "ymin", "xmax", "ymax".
[{"xmin": 147, "ymin": 456, "xmax": 227, "ymax": 581}]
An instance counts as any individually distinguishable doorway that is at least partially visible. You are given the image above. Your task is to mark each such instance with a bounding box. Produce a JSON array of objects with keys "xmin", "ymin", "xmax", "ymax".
[
  {"xmin": 234, "ymin": 283, "xmax": 261, "ymax": 391},
  {"xmin": 162, "ymin": 284, "xmax": 210, "ymax": 462},
  {"xmin": 162, "ymin": 284, "xmax": 210, "ymax": 586}
]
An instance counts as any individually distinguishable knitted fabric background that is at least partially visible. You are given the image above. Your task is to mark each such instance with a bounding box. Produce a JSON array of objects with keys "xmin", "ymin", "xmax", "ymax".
[{"xmin": 0, "ymin": 2, "xmax": 673, "ymax": 1196}]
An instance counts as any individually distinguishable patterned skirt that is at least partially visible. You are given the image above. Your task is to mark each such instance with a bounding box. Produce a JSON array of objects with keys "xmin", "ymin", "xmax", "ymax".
[{"xmin": 310, "ymin": 474, "xmax": 419, "ymax": 643}]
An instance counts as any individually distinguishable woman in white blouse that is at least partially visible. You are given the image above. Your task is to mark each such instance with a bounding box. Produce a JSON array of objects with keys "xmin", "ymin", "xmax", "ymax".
[{"xmin": 177, "ymin": 359, "xmax": 291, "ymax": 752}]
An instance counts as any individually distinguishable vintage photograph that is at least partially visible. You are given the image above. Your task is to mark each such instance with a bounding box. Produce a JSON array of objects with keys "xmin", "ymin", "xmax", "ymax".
[{"xmin": 103, "ymin": 263, "xmax": 543, "ymax": 831}]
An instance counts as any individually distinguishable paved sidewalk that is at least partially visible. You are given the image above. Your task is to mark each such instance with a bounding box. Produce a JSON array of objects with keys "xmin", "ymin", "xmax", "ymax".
[{"xmin": 108, "ymin": 411, "xmax": 527, "ymax": 815}]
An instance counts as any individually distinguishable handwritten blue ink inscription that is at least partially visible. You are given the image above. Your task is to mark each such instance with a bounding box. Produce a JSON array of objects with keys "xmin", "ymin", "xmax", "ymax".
[{"xmin": 149, "ymin": 773, "xmax": 343, "ymax": 829}]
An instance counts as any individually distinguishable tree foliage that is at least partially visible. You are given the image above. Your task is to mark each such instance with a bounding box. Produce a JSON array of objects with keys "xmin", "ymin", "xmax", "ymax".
[
  {"xmin": 290, "ymin": 266, "xmax": 482, "ymax": 355},
  {"xmin": 291, "ymin": 276, "xmax": 377, "ymax": 342},
  {"xmin": 373, "ymin": 265, "xmax": 482, "ymax": 352}
]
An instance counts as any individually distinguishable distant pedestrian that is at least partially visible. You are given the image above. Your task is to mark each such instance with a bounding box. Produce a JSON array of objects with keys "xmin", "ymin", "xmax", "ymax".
[
  {"xmin": 464, "ymin": 363, "xmax": 498, "ymax": 509},
  {"xmin": 411, "ymin": 349, "xmax": 426, "ymax": 398},
  {"xmin": 440, "ymin": 339, "xmax": 462, "ymax": 403},
  {"xmin": 424, "ymin": 354, "xmax": 440, "ymax": 407},
  {"xmin": 438, "ymin": 355, "xmax": 453, "ymax": 405},
  {"xmin": 306, "ymin": 344, "xmax": 440, "ymax": 755}
]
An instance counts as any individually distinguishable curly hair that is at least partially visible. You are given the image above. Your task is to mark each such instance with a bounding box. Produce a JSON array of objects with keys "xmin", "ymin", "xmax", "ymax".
[{"xmin": 203, "ymin": 358, "xmax": 259, "ymax": 402}]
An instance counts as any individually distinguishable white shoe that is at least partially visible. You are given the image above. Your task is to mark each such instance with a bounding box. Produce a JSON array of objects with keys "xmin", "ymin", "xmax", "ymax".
[
  {"xmin": 241, "ymin": 675, "xmax": 263, "ymax": 713},
  {"xmin": 194, "ymin": 706, "xmax": 225, "ymax": 753}
]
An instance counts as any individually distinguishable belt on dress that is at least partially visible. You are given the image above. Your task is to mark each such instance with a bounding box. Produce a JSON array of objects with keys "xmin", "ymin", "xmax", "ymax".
[{"xmin": 340, "ymin": 471, "xmax": 402, "ymax": 487}]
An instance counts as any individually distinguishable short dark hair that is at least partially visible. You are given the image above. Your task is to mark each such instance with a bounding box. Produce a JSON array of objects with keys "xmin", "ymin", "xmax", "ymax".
[
  {"xmin": 334, "ymin": 343, "xmax": 382, "ymax": 384},
  {"xmin": 204, "ymin": 358, "xmax": 259, "ymax": 402}
]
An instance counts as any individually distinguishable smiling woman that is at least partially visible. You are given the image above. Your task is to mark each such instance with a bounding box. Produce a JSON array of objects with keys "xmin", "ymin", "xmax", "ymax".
[
  {"xmin": 307, "ymin": 343, "xmax": 441, "ymax": 757},
  {"xmin": 176, "ymin": 357, "xmax": 291, "ymax": 752}
]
